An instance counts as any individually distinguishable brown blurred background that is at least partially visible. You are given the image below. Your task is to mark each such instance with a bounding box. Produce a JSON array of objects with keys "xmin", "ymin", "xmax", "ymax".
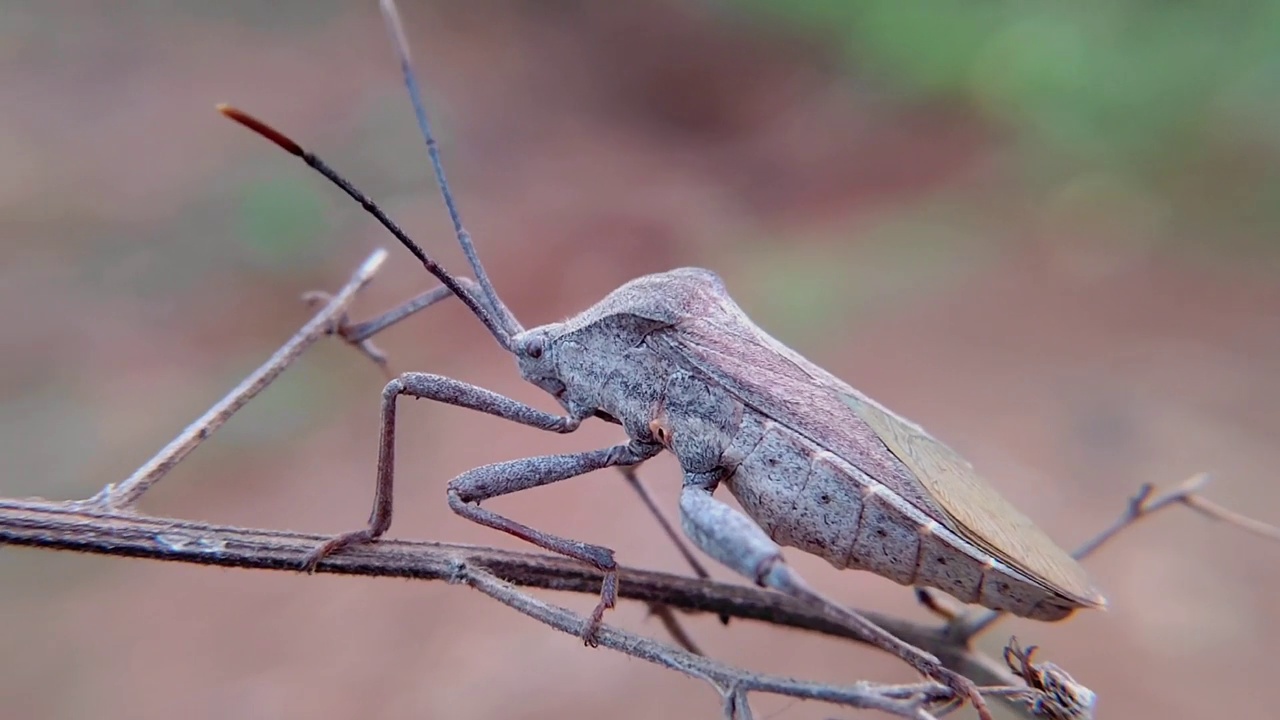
[{"xmin": 2, "ymin": 1, "xmax": 1278, "ymax": 718}]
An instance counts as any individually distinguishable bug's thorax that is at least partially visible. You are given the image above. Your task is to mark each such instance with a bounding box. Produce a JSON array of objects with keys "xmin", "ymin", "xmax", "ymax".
[
  {"xmin": 510, "ymin": 312, "xmax": 670, "ymax": 436},
  {"xmin": 512, "ymin": 267, "xmax": 743, "ymax": 447}
]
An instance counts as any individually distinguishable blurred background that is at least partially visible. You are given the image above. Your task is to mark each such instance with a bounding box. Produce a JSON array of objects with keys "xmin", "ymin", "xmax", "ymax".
[{"xmin": 2, "ymin": 1, "xmax": 1278, "ymax": 718}]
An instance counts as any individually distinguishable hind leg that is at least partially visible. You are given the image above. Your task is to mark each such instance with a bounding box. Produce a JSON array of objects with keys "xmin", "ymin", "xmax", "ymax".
[
  {"xmin": 677, "ymin": 476, "xmax": 993, "ymax": 720},
  {"xmin": 447, "ymin": 441, "xmax": 662, "ymax": 644}
]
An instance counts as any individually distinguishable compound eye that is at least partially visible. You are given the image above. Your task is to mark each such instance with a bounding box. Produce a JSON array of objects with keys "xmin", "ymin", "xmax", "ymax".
[
  {"xmin": 648, "ymin": 419, "xmax": 672, "ymax": 447},
  {"xmin": 523, "ymin": 334, "xmax": 545, "ymax": 359}
]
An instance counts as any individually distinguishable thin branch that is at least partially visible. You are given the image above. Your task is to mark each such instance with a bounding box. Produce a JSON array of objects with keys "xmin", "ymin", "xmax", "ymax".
[
  {"xmin": 0, "ymin": 497, "xmax": 950, "ymax": 718},
  {"xmin": 462, "ymin": 566, "xmax": 947, "ymax": 719},
  {"xmin": 7, "ymin": 251, "xmax": 1274, "ymax": 718},
  {"xmin": 952, "ymin": 471, "xmax": 1279, "ymax": 641},
  {"xmin": 14, "ymin": 480, "xmax": 1272, "ymax": 719},
  {"xmin": 1071, "ymin": 473, "xmax": 1210, "ymax": 561},
  {"xmin": 646, "ymin": 601, "xmax": 708, "ymax": 656},
  {"xmin": 0, "ymin": 496, "xmax": 981, "ymax": 663},
  {"xmin": 83, "ymin": 249, "xmax": 389, "ymax": 510},
  {"xmin": 1182, "ymin": 492, "xmax": 1280, "ymax": 544}
]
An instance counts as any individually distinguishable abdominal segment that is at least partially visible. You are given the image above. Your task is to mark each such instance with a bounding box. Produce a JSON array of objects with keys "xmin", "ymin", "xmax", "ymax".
[{"xmin": 722, "ymin": 420, "xmax": 1075, "ymax": 620}]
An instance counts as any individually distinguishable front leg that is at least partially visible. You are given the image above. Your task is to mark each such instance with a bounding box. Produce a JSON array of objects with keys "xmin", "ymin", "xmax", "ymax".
[
  {"xmin": 301, "ymin": 371, "xmax": 589, "ymax": 569},
  {"xmin": 448, "ymin": 440, "xmax": 662, "ymax": 645},
  {"xmin": 677, "ymin": 476, "xmax": 994, "ymax": 720}
]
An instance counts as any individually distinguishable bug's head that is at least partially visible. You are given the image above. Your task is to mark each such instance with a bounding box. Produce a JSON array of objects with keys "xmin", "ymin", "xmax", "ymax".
[{"xmin": 510, "ymin": 324, "xmax": 568, "ymax": 400}]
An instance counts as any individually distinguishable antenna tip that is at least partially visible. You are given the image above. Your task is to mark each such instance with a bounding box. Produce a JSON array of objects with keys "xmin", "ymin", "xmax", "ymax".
[
  {"xmin": 380, "ymin": 0, "xmax": 413, "ymax": 64},
  {"xmin": 217, "ymin": 103, "xmax": 304, "ymax": 157}
]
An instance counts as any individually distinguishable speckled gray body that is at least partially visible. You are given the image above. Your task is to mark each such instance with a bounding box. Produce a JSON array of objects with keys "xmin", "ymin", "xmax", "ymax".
[
  {"xmin": 717, "ymin": 411, "xmax": 1065, "ymax": 618},
  {"xmin": 516, "ymin": 266, "xmax": 1104, "ymax": 620},
  {"xmin": 231, "ymin": 10, "xmax": 1084, "ymax": 708}
]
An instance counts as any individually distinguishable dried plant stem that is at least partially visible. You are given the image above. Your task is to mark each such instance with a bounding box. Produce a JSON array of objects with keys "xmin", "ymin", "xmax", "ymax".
[
  {"xmin": 1180, "ymin": 490, "xmax": 1280, "ymax": 544},
  {"xmin": 952, "ymin": 471, "xmax": 1279, "ymax": 642},
  {"xmin": 0, "ymin": 496, "xmax": 946, "ymax": 719},
  {"xmin": 84, "ymin": 249, "xmax": 389, "ymax": 511},
  {"xmin": 5, "ymin": 473, "xmax": 1275, "ymax": 719},
  {"xmin": 461, "ymin": 568, "xmax": 950, "ymax": 720},
  {"xmin": 0, "ymin": 496, "xmax": 992, "ymax": 670},
  {"xmin": 5, "ymin": 251, "xmax": 1276, "ymax": 720}
]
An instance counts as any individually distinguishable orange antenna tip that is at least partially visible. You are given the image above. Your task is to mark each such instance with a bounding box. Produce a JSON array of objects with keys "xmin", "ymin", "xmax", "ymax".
[{"xmin": 216, "ymin": 104, "xmax": 303, "ymax": 156}]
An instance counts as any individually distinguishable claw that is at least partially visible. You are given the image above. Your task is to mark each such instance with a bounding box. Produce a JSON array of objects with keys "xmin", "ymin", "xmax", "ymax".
[
  {"xmin": 580, "ymin": 601, "xmax": 608, "ymax": 647},
  {"xmin": 300, "ymin": 529, "xmax": 379, "ymax": 573},
  {"xmin": 578, "ymin": 573, "xmax": 616, "ymax": 647}
]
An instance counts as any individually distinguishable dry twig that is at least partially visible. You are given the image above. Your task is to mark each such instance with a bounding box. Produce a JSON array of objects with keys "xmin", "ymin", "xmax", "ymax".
[
  {"xmin": 82, "ymin": 249, "xmax": 389, "ymax": 511},
  {"xmin": 1000, "ymin": 638, "xmax": 1096, "ymax": 719},
  {"xmin": 947, "ymin": 471, "xmax": 1279, "ymax": 642},
  {"xmin": 3, "ymin": 251, "xmax": 1277, "ymax": 719},
  {"xmin": 2, "ymin": 497, "xmax": 957, "ymax": 717}
]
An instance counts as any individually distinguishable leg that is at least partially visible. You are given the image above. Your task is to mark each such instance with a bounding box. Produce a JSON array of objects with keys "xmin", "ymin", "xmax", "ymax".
[
  {"xmin": 309, "ymin": 283, "xmax": 715, "ymax": 598},
  {"xmin": 617, "ymin": 464, "xmax": 730, "ymax": 629},
  {"xmin": 677, "ymin": 476, "xmax": 994, "ymax": 720},
  {"xmin": 915, "ymin": 588, "xmax": 963, "ymax": 622},
  {"xmin": 616, "ymin": 465, "xmax": 714, "ymax": 582},
  {"xmin": 448, "ymin": 440, "xmax": 662, "ymax": 644},
  {"xmin": 301, "ymin": 371, "xmax": 589, "ymax": 569}
]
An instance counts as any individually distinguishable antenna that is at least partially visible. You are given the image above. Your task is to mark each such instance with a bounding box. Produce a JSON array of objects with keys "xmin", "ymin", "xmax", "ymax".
[
  {"xmin": 379, "ymin": 0, "xmax": 523, "ymax": 338},
  {"xmin": 216, "ymin": 104, "xmax": 512, "ymax": 350}
]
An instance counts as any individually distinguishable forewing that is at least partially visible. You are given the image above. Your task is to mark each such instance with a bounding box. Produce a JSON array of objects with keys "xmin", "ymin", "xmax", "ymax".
[
  {"xmin": 649, "ymin": 297, "xmax": 1102, "ymax": 606},
  {"xmin": 647, "ymin": 308, "xmax": 943, "ymax": 516},
  {"xmin": 844, "ymin": 392, "xmax": 1103, "ymax": 606}
]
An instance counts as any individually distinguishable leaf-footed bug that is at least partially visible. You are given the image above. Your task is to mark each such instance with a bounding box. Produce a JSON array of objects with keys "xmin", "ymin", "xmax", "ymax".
[{"xmin": 217, "ymin": 2, "xmax": 1106, "ymax": 717}]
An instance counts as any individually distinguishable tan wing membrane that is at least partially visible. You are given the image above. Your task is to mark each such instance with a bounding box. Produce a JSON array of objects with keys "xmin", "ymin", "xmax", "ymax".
[{"xmin": 845, "ymin": 393, "xmax": 1105, "ymax": 608}]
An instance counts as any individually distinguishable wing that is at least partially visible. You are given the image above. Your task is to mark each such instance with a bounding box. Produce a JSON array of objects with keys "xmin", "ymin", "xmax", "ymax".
[{"xmin": 647, "ymin": 294, "xmax": 1103, "ymax": 607}]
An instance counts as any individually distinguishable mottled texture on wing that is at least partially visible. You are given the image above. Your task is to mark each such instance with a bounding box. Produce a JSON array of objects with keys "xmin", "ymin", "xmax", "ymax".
[{"xmin": 646, "ymin": 278, "xmax": 1101, "ymax": 606}]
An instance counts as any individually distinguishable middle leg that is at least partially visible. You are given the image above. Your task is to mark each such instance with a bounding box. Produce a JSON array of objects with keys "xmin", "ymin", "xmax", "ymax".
[
  {"xmin": 448, "ymin": 440, "xmax": 662, "ymax": 644},
  {"xmin": 301, "ymin": 371, "xmax": 592, "ymax": 570}
]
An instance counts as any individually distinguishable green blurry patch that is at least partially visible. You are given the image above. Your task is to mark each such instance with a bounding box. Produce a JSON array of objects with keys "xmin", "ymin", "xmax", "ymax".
[
  {"xmin": 727, "ymin": 0, "xmax": 1280, "ymax": 248},
  {"xmin": 232, "ymin": 176, "xmax": 334, "ymax": 272},
  {"xmin": 732, "ymin": 205, "xmax": 995, "ymax": 348}
]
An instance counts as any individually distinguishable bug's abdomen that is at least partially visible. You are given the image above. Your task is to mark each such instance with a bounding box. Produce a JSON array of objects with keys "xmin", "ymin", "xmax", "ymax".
[
  {"xmin": 724, "ymin": 420, "xmax": 862, "ymax": 561},
  {"xmin": 722, "ymin": 418, "xmax": 1077, "ymax": 620}
]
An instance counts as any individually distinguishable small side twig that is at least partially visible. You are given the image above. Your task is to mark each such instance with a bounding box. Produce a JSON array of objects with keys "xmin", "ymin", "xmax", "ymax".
[
  {"xmin": 646, "ymin": 601, "xmax": 707, "ymax": 656},
  {"xmin": 461, "ymin": 565, "xmax": 947, "ymax": 720},
  {"xmin": 952, "ymin": 471, "xmax": 1278, "ymax": 641},
  {"xmin": 6, "ymin": 251, "xmax": 1277, "ymax": 719},
  {"xmin": 1181, "ymin": 492, "xmax": 1280, "ymax": 544},
  {"xmin": 1071, "ymin": 473, "xmax": 1211, "ymax": 560},
  {"xmin": 82, "ymin": 249, "xmax": 389, "ymax": 511}
]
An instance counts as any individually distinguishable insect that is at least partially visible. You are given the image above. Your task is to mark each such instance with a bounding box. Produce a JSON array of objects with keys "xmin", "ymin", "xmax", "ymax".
[{"xmin": 218, "ymin": 1, "xmax": 1105, "ymax": 716}]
